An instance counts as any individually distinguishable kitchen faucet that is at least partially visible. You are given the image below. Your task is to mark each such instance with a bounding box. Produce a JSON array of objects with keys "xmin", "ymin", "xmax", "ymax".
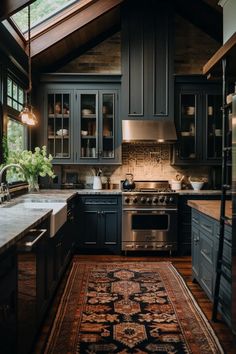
[{"xmin": 0, "ymin": 164, "xmax": 25, "ymax": 203}]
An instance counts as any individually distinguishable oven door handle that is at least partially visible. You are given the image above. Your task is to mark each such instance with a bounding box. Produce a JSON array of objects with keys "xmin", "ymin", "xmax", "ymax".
[{"xmin": 122, "ymin": 208, "xmax": 177, "ymax": 212}]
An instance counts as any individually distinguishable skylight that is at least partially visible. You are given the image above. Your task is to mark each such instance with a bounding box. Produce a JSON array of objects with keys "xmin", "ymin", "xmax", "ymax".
[{"xmin": 11, "ymin": 0, "xmax": 78, "ymax": 35}]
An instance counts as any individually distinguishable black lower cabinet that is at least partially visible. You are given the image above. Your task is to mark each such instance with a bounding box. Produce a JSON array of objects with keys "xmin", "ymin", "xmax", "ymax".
[
  {"xmin": 76, "ymin": 196, "xmax": 121, "ymax": 254},
  {"xmin": 17, "ymin": 218, "xmax": 49, "ymax": 354},
  {"xmin": 0, "ymin": 247, "xmax": 17, "ymax": 354},
  {"xmin": 191, "ymin": 208, "xmax": 232, "ymax": 328},
  {"xmin": 178, "ymin": 194, "xmax": 221, "ymax": 255}
]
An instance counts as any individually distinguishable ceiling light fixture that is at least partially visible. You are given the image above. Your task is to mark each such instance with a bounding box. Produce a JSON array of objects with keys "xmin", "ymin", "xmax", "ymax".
[{"xmin": 19, "ymin": 5, "xmax": 37, "ymax": 126}]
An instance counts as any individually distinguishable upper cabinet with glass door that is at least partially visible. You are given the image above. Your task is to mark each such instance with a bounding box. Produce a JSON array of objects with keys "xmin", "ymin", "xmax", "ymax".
[
  {"xmin": 205, "ymin": 93, "xmax": 222, "ymax": 161},
  {"xmin": 46, "ymin": 91, "xmax": 73, "ymax": 163},
  {"xmin": 77, "ymin": 89, "xmax": 120, "ymax": 164},
  {"xmin": 177, "ymin": 93, "xmax": 197, "ymax": 161},
  {"xmin": 172, "ymin": 77, "xmax": 222, "ymax": 165}
]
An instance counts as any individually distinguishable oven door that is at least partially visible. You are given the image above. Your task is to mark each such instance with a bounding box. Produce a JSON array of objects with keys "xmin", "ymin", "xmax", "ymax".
[{"xmin": 122, "ymin": 208, "xmax": 177, "ymax": 251}]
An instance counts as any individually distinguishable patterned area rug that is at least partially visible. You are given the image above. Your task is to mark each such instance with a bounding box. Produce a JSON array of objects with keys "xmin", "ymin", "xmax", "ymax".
[{"xmin": 45, "ymin": 261, "xmax": 224, "ymax": 354}]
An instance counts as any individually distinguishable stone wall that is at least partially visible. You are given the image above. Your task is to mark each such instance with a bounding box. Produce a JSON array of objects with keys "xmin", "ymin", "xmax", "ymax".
[{"xmin": 58, "ymin": 16, "xmax": 220, "ymax": 75}]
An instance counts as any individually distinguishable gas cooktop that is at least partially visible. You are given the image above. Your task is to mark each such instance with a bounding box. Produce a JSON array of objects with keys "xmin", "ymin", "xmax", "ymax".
[{"xmin": 121, "ymin": 180, "xmax": 174, "ymax": 193}]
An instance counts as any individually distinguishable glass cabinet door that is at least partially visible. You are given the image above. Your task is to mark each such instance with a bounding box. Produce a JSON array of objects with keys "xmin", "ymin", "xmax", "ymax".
[
  {"xmin": 178, "ymin": 93, "xmax": 197, "ymax": 160},
  {"xmin": 206, "ymin": 94, "xmax": 222, "ymax": 160},
  {"xmin": 47, "ymin": 93, "xmax": 71, "ymax": 159},
  {"xmin": 101, "ymin": 93, "xmax": 115, "ymax": 159},
  {"xmin": 80, "ymin": 93, "xmax": 98, "ymax": 159}
]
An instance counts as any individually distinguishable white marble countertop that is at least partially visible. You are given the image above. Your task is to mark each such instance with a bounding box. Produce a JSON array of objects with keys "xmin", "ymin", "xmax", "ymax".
[
  {"xmin": 0, "ymin": 190, "xmax": 77, "ymax": 255},
  {"xmin": 0, "ymin": 188, "xmax": 221, "ymax": 255}
]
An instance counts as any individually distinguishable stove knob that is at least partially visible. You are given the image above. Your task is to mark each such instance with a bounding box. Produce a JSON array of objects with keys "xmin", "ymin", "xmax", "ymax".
[
  {"xmin": 125, "ymin": 197, "xmax": 130, "ymax": 203},
  {"xmin": 146, "ymin": 198, "xmax": 152, "ymax": 204},
  {"xmin": 169, "ymin": 196, "xmax": 174, "ymax": 203},
  {"xmin": 153, "ymin": 197, "xmax": 158, "ymax": 204},
  {"xmin": 133, "ymin": 197, "xmax": 138, "ymax": 203},
  {"xmin": 159, "ymin": 196, "xmax": 165, "ymax": 203},
  {"xmin": 140, "ymin": 197, "xmax": 146, "ymax": 204},
  {"xmin": 165, "ymin": 196, "xmax": 170, "ymax": 204}
]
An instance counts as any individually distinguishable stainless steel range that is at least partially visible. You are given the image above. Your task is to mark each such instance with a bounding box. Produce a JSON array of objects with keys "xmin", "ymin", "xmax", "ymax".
[{"xmin": 122, "ymin": 181, "xmax": 178, "ymax": 254}]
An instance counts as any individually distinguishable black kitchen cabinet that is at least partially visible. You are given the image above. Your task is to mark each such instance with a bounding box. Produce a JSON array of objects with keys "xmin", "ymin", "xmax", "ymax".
[
  {"xmin": 178, "ymin": 193, "xmax": 221, "ymax": 255},
  {"xmin": 76, "ymin": 195, "xmax": 121, "ymax": 254},
  {"xmin": 0, "ymin": 247, "xmax": 17, "ymax": 354},
  {"xmin": 121, "ymin": 0, "xmax": 174, "ymax": 120},
  {"xmin": 39, "ymin": 75, "xmax": 121, "ymax": 165},
  {"xmin": 191, "ymin": 208, "xmax": 232, "ymax": 328},
  {"xmin": 17, "ymin": 218, "xmax": 49, "ymax": 354},
  {"xmin": 47, "ymin": 198, "xmax": 77, "ymax": 300},
  {"xmin": 172, "ymin": 76, "xmax": 222, "ymax": 165}
]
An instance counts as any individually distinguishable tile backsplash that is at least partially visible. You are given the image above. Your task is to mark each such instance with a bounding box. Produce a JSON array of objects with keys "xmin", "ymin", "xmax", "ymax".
[{"xmin": 58, "ymin": 144, "xmax": 215, "ymax": 189}]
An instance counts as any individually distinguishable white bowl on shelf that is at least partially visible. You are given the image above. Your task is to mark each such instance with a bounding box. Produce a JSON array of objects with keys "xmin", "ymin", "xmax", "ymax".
[
  {"xmin": 81, "ymin": 130, "xmax": 88, "ymax": 136},
  {"xmin": 56, "ymin": 129, "xmax": 68, "ymax": 136},
  {"xmin": 190, "ymin": 181, "xmax": 204, "ymax": 190}
]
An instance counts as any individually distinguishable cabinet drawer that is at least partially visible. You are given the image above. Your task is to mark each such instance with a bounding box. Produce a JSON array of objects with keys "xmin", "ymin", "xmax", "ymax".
[
  {"xmin": 199, "ymin": 260, "xmax": 215, "ymax": 300},
  {"xmin": 213, "ymin": 221, "xmax": 231, "ymax": 241},
  {"xmin": 199, "ymin": 214, "xmax": 214, "ymax": 236},
  {"xmin": 192, "ymin": 209, "xmax": 200, "ymax": 225},
  {"xmin": 80, "ymin": 197, "xmax": 119, "ymax": 205},
  {"xmin": 200, "ymin": 232, "xmax": 214, "ymax": 266},
  {"xmin": 218, "ymin": 279, "xmax": 231, "ymax": 325},
  {"xmin": 225, "ymin": 224, "xmax": 232, "ymax": 242}
]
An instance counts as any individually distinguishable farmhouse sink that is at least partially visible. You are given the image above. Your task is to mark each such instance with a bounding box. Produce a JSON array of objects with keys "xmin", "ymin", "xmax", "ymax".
[{"xmin": 22, "ymin": 202, "xmax": 67, "ymax": 237}]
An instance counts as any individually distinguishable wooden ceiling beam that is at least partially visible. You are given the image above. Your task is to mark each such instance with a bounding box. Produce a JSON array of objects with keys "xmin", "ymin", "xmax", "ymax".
[
  {"xmin": 203, "ymin": 32, "xmax": 236, "ymax": 77},
  {"xmin": 0, "ymin": 0, "xmax": 36, "ymax": 21},
  {"xmin": 30, "ymin": 0, "xmax": 124, "ymax": 57},
  {"xmin": 175, "ymin": 0, "xmax": 223, "ymax": 43}
]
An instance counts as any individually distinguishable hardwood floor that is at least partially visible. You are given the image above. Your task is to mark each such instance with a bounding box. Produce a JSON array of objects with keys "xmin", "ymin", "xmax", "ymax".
[{"xmin": 33, "ymin": 254, "xmax": 236, "ymax": 354}]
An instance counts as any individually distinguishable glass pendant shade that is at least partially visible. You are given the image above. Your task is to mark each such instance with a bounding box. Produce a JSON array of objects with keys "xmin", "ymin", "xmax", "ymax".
[{"xmin": 19, "ymin": 104, "xmax": 37, "ymax": 126}]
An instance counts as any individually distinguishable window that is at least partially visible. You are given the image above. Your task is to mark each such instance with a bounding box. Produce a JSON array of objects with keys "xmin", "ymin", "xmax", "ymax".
[
  {"xmin": 7, "ymin": 77, "xmax": 24, "ymax": 111},
  {"xmin": 11, "ymin": 0, "xmax": 78, "ymax": 35},
  {"xmin": 5, "ymin": 117, "xmax": 27, "ymax": 183},
  {"xmin": 5, "ymin": 75, "xmax": 27, "ymax": 183}
]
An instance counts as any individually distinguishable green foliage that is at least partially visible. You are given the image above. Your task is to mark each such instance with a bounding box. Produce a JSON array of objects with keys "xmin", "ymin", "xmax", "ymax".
[
  {"xmin": 2, "ymin": 135, "xmax": 9, "ymax": 163},
  {"xmin": 6, "ymin": 146, "xmax": 55, "ymax": 181}
]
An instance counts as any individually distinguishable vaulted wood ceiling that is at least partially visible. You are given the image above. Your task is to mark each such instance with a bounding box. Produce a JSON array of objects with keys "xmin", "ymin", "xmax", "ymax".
[{"xmin": 8, "ymin": 0, "xmax": 221, "ymax": 73}]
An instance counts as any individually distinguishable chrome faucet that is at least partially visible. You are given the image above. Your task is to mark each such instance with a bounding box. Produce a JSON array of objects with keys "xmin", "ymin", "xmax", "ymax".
[{"xmin": 0, "ymin": 164, "xmax": 25, "ymax": 203}]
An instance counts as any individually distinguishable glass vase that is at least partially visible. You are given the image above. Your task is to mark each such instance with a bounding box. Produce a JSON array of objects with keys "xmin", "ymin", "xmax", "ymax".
[{"xmin": 27, "ymin": 175, "xmax": 39, "ymax": 193}]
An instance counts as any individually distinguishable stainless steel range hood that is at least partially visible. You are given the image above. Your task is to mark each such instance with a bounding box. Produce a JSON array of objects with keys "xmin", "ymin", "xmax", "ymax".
[{"xmin": 122, "ymin": 120, "xmax": 177, "ymax": 143}]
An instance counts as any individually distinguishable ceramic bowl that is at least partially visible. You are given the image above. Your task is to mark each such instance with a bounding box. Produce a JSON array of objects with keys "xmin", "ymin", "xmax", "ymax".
[
  {"xmin": 57, "ymin": 129, "xmax": 68, "ymax": 136},
  {"xmin": 190, "ymin": 181, "xmax": 204, "ymax": 190},
  {"xmin": 82, "ymin": 109, "xmax": 92, "ymax": 115},
  {"xmin": 81, "ymin": 130, "xmax": 88, "ymax": 136}
]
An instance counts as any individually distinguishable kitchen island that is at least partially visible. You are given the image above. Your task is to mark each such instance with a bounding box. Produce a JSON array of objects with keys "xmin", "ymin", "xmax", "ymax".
[{"xmin": 188, "ymin": 199, "xmax": 232, "ymax": 329}]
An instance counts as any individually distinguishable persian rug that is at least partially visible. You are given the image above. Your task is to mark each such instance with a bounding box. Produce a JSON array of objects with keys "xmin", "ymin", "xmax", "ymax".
[{"xmin": 45, "ymin": 260, "xmax": 224, "ymax": 354}]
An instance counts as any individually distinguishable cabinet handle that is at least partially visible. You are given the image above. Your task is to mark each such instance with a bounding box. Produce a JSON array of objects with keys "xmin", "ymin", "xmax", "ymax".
[
  {"xmin": 201, "ymin": 223, "xmax": 212, "ymax": 233},
  {"xmin": 202, "ymin": 277, "xmax": 210, "ymax": 283},
  {"xmin": 202, "ymin": 248, "xmax": 209, "ymax": 256}
]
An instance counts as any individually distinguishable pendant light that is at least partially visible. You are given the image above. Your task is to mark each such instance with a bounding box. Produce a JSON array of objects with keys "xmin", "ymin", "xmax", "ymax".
[{"xmin": 19, "ymin": 5, "xmax": 37, "ymax": 126}]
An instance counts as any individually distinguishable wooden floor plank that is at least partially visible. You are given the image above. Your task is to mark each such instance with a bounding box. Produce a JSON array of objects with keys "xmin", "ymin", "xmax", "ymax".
[{"xmin": 33, "ymin": 254, "xmax": 236, "ymax": 354}]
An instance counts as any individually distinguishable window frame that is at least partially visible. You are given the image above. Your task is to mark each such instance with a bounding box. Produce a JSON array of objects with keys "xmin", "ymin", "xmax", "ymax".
[{"xmin": 4, "ymin": 72, "xmax": 28, "ymax": 186}]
